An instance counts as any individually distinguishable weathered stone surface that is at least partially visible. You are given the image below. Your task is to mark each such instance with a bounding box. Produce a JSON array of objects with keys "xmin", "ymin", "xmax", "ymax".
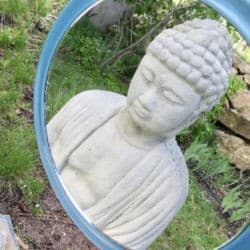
[
  {"xmin": 244, "ymin": 74, "xmax": 250, "ymax": 86},
  {"xmin": 231, "ymin": 66, "xmax": 238, "ymax": 75},
  {"xmin": 233, "ymin": 53, "xmax": 250, "ymax": 74},
  {"xmin": 88, "ymin": 0, "xmax": 131, "ymax": 31},
  {"xmin": 236, "ymin": 74, "xmax": 244, "ymax": 80},
  {"xmin": 219, "ymin": 89, "xmax": 250, "ymax": 140},
  {"xmin": 216, "ymin": 129, "xmax": 250, "ymax": 172},
  {"xmin": 236, "ymin": 74, "xmax": 245, "ymax": 83}
]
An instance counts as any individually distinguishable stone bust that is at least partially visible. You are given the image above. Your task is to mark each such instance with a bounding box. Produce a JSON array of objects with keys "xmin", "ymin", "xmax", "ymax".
[{"xmin": 47, "ymin": 19, "xmax": 232, "ymax": 250}]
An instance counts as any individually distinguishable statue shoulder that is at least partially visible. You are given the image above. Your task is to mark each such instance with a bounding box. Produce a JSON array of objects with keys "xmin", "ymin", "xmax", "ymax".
[
  {"xmin": 165, "ymin": 138, "xmax": 186, "ymax": 163},
  {"xmin": 47, "ymin": 90, "xmax": 126, "ymax": 147},
  {"xmin": 165, "ymin": 138, "xmax": 189, "ymax": 198},
  {"xmin": 69, "ymin": 90, "xmax": 126, "ymax": 109},
  {"xmin": 48, "ymin": 90, "xmax": 126, "ymax": 131}
]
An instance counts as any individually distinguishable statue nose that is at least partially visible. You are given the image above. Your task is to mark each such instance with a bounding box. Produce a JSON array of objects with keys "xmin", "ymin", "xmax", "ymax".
[{"xmin": 138, "ymin": 88, "xmax": 157, "ymax": 111}]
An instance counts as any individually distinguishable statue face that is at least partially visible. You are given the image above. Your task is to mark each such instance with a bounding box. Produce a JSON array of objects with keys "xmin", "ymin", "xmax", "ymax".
[{"xmin": 127, "ymin": 54, "xmax": 202, "ymax": 135}]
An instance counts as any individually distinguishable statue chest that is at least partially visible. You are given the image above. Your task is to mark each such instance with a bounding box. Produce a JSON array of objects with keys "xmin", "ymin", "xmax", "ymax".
[{"xmin": 65, "ymin": 116, "xmax": 148, "ymax": 201}]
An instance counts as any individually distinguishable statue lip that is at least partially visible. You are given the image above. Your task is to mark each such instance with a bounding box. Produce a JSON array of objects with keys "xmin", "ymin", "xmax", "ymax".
[{"xmin": 132, "ymin": 100, "xmax": 150, "ymax": 119}]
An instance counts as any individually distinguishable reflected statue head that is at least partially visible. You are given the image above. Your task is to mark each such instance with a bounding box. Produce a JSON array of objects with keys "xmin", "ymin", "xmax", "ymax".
[
  {"xmin": 127, "ymin": 19, "xmax": 232, "ymax": 138},
  {"xmin": 47, "ymin": 19, "xmax": 232, "ymax": 249}
]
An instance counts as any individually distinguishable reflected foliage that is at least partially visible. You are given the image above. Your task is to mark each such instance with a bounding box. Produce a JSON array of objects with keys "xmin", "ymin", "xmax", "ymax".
[
  {"xmin": 46, "ymin": 18, "xmax": 128, "ymax": 121},
  {"xmin": 46, "ymin": 15, "xmax": 231, "ymax": 248},
  {"xmin": 150, "ymin": 175, "xmax": 228, "ymax": 249},
  {"xmin": 178, "ymin": 76, "xmax": 249, "ymax": 223}
]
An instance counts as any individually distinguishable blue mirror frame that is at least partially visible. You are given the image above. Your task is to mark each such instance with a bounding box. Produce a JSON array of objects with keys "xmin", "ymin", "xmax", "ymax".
[
  {"xmin": 202, "ymin": 0, "xmax": 250, "ymax": 43},
  {"xmin": 33, "ymin": 0, "xmax": 124, "ymax": 249},
  {"xmin": 34, "ymin": 0, "xmax": 250, "ymax": 249}
]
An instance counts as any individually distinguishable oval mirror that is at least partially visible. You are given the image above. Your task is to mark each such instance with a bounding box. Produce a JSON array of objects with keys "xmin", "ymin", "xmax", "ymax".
[{"xmin": 34, "ymin": 0, "xmax": 250, "ymax": 249}]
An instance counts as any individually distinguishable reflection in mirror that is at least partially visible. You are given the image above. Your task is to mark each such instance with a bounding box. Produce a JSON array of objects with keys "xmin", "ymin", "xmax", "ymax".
[{"xmin": 45, "ymin": 1, "xmax": 240, "ymax": 249}]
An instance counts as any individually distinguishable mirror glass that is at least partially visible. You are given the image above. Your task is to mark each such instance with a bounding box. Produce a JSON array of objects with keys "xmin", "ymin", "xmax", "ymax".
[{"xmin": 44, "ymin": 0, "xmax": 245, "ymax": 249}]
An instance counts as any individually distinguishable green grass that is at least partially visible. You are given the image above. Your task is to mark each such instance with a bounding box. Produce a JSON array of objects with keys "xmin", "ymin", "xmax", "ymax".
[
  {"xmin": 150, "ymin": 176, "xmax": 228, "ymax": 250},
  {"xmin": 0, "ymin": 122, "xmax": 46, "ymax": 210},
  {"xmin": 0, "ymin": 125, "xmax": 35, "ymax": 181},
  {"xmin": 239, "ymin": 46, "xmax": 250, "ymax": 63},
  {"xmin": 0, "ymin": 0, "xmax": 54, "ymax": 20},
  {"xmin": 227, "ymin": 75, "xmax": 246, "ymax": 97},
  {"xmin": 0, "ymin": 0, "xmax": 65, "ymax": 208}
]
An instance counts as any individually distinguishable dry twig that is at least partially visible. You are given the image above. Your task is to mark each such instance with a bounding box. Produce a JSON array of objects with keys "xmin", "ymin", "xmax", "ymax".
[
  {"xmin": 100, "ymin": 0, "xmax": 184, "ymax": 69},
  {"xmin": 17, "ymin": 212, "xmax": 76, "ymax": 227}
]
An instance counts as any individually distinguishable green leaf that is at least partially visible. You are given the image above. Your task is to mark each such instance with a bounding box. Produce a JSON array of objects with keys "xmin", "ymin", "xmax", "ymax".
[
  {"xmin": 230, "ymin": 200, "xmax": 250, "ymax": 221},
  {"xmin": 222, "ymin": 187, "xmax": 243, "ymax": 213}
]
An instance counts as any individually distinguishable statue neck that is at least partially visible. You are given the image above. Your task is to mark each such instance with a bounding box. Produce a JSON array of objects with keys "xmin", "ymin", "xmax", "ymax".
[{"xmin": 115, "ymin": 108, "xmax": 167, "ymax": 150}]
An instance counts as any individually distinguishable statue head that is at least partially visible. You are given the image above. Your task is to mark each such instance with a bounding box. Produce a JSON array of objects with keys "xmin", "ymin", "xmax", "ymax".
[{"xmin": 127, "ymin": 19, "xmax": 232, "ymax": 138}]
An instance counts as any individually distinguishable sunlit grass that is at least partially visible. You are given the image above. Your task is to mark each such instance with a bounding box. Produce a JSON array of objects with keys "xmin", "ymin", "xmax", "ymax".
[
  {"xmin": 240, "ymin": 47, "xmax": 250, "ymax": 63},
  {"xmin": 150, "ymin": 175, "xmax": 228, "ymax": 249},
  {"xmin": 0, "ymin": 0, "xmax": 65, "ymax": 207}
]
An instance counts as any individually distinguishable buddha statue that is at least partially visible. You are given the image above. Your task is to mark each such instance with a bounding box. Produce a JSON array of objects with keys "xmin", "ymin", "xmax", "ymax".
[{"xmin": 47, "ymin": 19, "xmax": 232, "ymax": 250}]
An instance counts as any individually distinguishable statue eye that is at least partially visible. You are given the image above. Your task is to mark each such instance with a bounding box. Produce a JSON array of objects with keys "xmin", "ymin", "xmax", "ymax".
[
  {"xmin": 162, "ymin": 89, "xmax": 184, "ymax": 105},
  {"xmin": 141, "ymin": 67, "xmax": 154, "ymax": 83}
]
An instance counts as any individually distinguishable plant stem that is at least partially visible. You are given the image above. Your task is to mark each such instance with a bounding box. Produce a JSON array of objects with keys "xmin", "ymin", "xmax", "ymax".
[{"xmin": 100, "ymin": 0, "xmax": 187, "ymax": 69}]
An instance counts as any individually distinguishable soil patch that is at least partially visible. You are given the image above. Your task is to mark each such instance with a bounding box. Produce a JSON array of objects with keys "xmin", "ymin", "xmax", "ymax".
[{"xmin": 0, "ymin": 184, "xmax": 99, "ymax": 250}]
